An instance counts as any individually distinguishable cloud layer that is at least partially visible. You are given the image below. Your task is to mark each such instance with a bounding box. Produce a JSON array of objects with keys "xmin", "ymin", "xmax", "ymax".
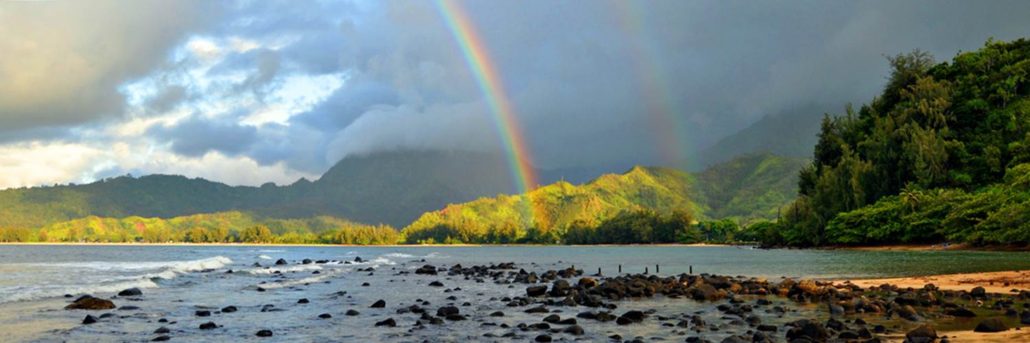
[{"xmin": 0, "ymin": 0, "xmax": 1029, "ymax": 188}]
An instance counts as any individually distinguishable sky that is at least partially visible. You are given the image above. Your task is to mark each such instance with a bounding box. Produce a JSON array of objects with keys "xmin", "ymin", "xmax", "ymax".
[{"xmin": 1, "ymin": 0, "xmax": 1028, "ymax": 189}]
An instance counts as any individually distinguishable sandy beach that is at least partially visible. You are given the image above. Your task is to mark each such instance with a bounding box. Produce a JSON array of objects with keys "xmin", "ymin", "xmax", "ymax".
[{"xmin": 837, "ymin": 269, "xmax": 1030, "ymax": 293}]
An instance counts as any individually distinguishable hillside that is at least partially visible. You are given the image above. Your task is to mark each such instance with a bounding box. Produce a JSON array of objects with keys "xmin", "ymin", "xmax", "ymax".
[
  {"xmin": 401, "ymin": 153, "xmax": 803, "ymax": 244},
  {"xmin": 695, "ymin": 104, "xmax": 832, "ymax": 168},
  {"xmin": 765, "ymin": 38, "xmax": 1030, "ymax": 247}
]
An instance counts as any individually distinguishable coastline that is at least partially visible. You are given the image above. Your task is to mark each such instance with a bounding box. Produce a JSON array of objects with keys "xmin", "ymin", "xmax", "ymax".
[
  {"xmin": 836, "ymin": 269, "xmax": 1030, "ymax": 293},
  {"xmin": 0, "ymin": 242, "xmax": 735, "ymax": 248}
]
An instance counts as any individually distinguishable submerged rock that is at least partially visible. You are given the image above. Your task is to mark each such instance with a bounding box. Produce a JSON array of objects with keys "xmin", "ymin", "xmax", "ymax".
[
  {"xmin": 82, "ymin": 315, "xmax": 98, "ymax": 324},
  {"xmin": 974, "ymin": 318, "xmax": 1008, "ymax": 332},
  {"xmin": 375, "ymin": 318, "xmax": 397, "ymax": 327},
  {"xmin": 66, "ymin": 296, "xmax": 116, "ymax": 310},
  {"xmin": 371, "ymin": 299, "xmax": 386, "ymax": 308},
  {"xmin": 117, "ymin": 288, "xmax": 143, "ymax": 297},
  {"xmin": 199, "ymin": 322, "xmax": 218, "ymax": 330},
  {"xmin": 256, "ymin": 329, "xmax": 273, "ymax": 337}
]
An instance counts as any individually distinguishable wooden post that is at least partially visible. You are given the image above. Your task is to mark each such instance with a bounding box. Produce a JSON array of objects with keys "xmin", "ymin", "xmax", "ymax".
[
  {"xmin": 689, "ymin": 265, "xmax": 693, "ymax": 274},
  {"xmin": 656, "ymin": 264, "xmax": 659, "ymax": 274},
  {"xmin": 645, "ymin": 267, "xmax": 649, "ymax": 274},
  {"xmin": 618, "ymin": 264, "xmax": 622, "ymax": 273},
  {"xmin": 597, "ymin": 267, "xmax": 602, "ymax": 276}
]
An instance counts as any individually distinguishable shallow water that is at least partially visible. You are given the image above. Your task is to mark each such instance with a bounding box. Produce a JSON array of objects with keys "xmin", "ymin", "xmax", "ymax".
[{"xmin": 0, "ymin": 245, "xmax": 1026, "ymax": 342}]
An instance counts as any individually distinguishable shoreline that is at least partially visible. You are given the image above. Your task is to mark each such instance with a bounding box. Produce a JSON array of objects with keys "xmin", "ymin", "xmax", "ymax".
[
  {"xmin": 0, "ymin": 242, "xmax": 736, "ymax": 248},
  {"xmin": 835, "ymin": 269, "xmax": 1030, "ymax": 293}
]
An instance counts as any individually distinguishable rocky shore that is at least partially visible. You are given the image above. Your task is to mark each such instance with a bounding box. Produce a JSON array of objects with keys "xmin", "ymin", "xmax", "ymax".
[{"xmin": 48, "ymin": 257, "xmax": 1030, "ymax": 342}]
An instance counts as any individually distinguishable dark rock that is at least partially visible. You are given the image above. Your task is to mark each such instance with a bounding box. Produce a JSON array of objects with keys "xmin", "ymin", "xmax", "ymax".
[
  {"xmin": 971, "ymin": 286, "xmax": 987, "ymax": 298},
  {"xmin": 199, "ymin": 322, "xmax": 218, "ymax": 330},
  {"xmin": 974, "ymin": 318, "xmax": 1008, "ymax": 332},
  {"xmin": 542, "ymin": 314, "xmax": 560, "ymax": 323},
  {"xmin": 154, "ymin": 327, "xmax": 170, "ymax": 334},
  {"xmin": 415, "ymin": 265, "xmax": 438, "ymax": 275},
  {"xmin": 221, "ymin": 306, "xmax": 237, "ymax": 313},
  {"xmin": 549, "ymin": 280, "xmax": 571, "ymax": 297},
  {"xmin": 99, "ymin": 313, "xmax": 115, "ymax": 319},
  {"xmin": 275, "ymin": 258, "xmax": 287, "ymax": 265},
  {"xmin": 195, "ymin": 310, "xmax": 211, "ymax": 317},
  {"xmin": 563, "ymin": 325, "xmax": 584, "ymax": 335},
  {"xmin": 525, "ymin": 306, "xmax": 549, "ymax": 313},
  {"xmin": 535, "ymin": 334, "xmax": 552, "ymax": 342},
  {"xmin": 302, "ymin": 259, "xmax": 312, "ymax": 264},
  {"xmin": 152, "ymin": 336, "xmax": 170, "ymax": 342},
  {"xmin": 256, "ymin": 329, "xmax": 273, "ymax": 337},
  {"xmin": 527, "ymin": 285, "xmax": 548, "ymax": 297},
  {"xmin": 490, "ymin": 311, "xmax": 505, "ymax": 317},
  {"xmin": 428, "ymin": 281, "xmax": 444, "ymax": 287},
  {"xmin": 437, "ymin": 306, "xmax": 460, "ymax": 317},
  {"xmin": 906, "ymin": 324, "xmax": 937, "ymax": 342},
  {"xmin": 1022, "ymin": 310, "xmax": 1030, "ymax": 324},
  {"xmin": 945, "ymin": 307, "xmax": 976, "ymax": 317},
  {"xmin": 786, "ymin": 320, "xmax": 828, "ymax": 341},
  {"xmin": 82, "ymin": 315, "xmax": 98, "ymax": 324},
  {"xmin": 371, "ymin": 299, "xmax": 386, "ymax": 308},
  {"xmin": 756, "ymin": 324, "xmax": 777, "ymax": 332},
  {"xmin": 375, "ymin": 318, "xmax": 397, "ymax": 327},
  {"xmin": 297, "ymin": 298, "xmax": 309, "ymax": 304},
  {"xmin": 119, "ymin": 305, "xmax": 141, "ymax": 311},
  {"xmin": 65, "ymin": 296, "xmax": 116, "ymax": 310},
  {"xmin": 578, "ymin": 277, "xmax": 598, "ymax": 289},
  {"xmin": 117, "ymin": 288, "xmax": 143, "ymax": 297},
  {"xmin": 318, "ymin": 313, "xmax": 332, "ymax": 319},
  {"xmin": 346, "ymin": 309, "xmax": 360, "ymax": 316}
]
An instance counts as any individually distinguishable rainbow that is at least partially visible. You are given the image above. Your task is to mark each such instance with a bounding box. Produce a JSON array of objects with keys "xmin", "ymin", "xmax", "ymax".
[
  {"xmin": 435, "ymin": 0, "xmax": 546, "ymax": 227},
  {"xmin": 610, "ymin": 2, "xmax": 690, "ymax": 168}
]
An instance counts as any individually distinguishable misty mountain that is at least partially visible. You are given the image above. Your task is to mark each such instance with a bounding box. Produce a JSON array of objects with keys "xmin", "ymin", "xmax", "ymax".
[{"xmin": 696, "ymin": 104, "xmax": 835, "ymax": 168}]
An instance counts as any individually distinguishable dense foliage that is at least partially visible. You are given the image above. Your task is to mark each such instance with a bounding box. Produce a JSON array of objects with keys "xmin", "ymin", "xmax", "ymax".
[
  {"xmin": 0, "ymin": 211, "xmax": 400, "ymax": 245},
  {"xmin": 774, "ymin": 39, "xmax": 1030, "ymax": 246}
]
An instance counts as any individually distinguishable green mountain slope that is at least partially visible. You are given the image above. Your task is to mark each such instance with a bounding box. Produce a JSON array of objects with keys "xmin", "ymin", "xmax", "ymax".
[
  {"xmin": 401, "ymin": 153, "xmax": 804, "ymax": 243},
  {"xmin": 696, "ymin": 104, "xmax": 832, "ymax": 168}
]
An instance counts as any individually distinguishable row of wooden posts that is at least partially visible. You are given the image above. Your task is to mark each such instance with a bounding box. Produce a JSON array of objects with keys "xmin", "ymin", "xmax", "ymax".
[{"xmin": 570, "ymin": 264, "xmax": 693, "ymax": 276}]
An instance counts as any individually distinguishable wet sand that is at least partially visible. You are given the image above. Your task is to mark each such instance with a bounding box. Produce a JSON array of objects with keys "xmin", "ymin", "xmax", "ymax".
[{"xmin": 837, "ymin": 269, "xmax": 1030, "ymax": 293}]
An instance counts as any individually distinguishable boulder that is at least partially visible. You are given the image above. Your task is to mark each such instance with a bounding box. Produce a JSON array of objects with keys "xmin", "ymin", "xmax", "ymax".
[
  {"xmin": 346, "ymin": 309, "xmax": 360, "ymax": 316},
  {"xmin": 82, "ymin": 315, "xmax": 98, "ymax": 324},
  {"xmin": 973, "ymin": 318, "xmax": 1008, "ymax": 333},
  {"xmin": 549, "ymin": 280, "xmax": 571, "ymax": 297},
  {"xmin": 318, "ymin": 313, "xmax": 332, "ymax": 319},
  {"xmin": 275, "ymin": 258, "xmax": 287, "ymax": 265},
  {"xmin": 117, "ymin": 288, "xmax": 143, "ymax": 297},
  {"xmin": 436, "ymin": 306, "xmax": 459, "ymax": 317},
  {"xmin": 527, "ymin": 285, "xmax": 548, "ymax": 297},
  {"xmin": 221, "ymin": 306, "xmax": 238, "ymax": 313},
  {"xmin": 970, "ymin": 286, "xmax": 987, "ymax": 298},
  {"xmin": 65, "ymin": 296, "xmax": 116, "ymax": 310},
  {"xmin": 905, "ymin": 324, "xmax": 937, "ymax": 343},
  {"xmin": 256, "ymin": 329, "xmax": 273, "ymax": 337},
  {"xmin": 375, "ymin": 318, "xmax": 397, "ymax": 327},
  {"xmin": 534, "ymin": 334, "xmax": 552, "ymax": 342},
  {"xmin": 428, "ymin": 281, "xmax": 444, "ymax": 287},
  {"xmin": 195, "ymin": 310, "xmax": 211, "ymax": 317},
  {"xmin": 415, "ymin": 265, "xmax": 438, "ymax": 275},
  {"xmin": 370, "ymin": 299, "xmax": 386, "ymax": 308},
  {"xmin": 199, "ymin": 322, "xmax": 218, "ymax": 330},
  {"xmin": 578, "ymin": 277, "xmax": 598, "ymax": 289}
]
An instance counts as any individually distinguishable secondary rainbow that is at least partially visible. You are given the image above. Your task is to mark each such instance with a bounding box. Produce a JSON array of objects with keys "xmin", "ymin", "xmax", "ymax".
[{"xmin": 434, "ymin": 0, "xmax": 540, "ymax": 194}]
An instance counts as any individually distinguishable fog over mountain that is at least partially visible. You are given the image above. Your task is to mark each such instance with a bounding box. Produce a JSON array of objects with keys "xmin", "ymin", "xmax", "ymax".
[{"xmin": 1, "ymin": 1, "xmax": 1029, "ymax": 189}]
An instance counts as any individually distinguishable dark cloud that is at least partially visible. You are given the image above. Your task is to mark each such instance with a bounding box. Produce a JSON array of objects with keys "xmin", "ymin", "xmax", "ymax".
[{"xmin": 150, "ymin": 115, "xmax": 258, "ymax": 157}]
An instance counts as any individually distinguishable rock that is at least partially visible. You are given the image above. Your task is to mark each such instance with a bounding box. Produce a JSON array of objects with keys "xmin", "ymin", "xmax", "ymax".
[
  {"xmin": 535, "ymin": 334, "xmax": 552, "ymax": 342},
  {"xmin": 354, "ymin": 256, "xmax": 364, "ymax": 263},
  {"xmin": 437, "ymin": 306, "xmax": 460, "ymax": 317},
  {"xmin": 256, "ymin": 329, "xmax": 273, "ymax": 337},
  {"xmin": 974, "ymin": 318, "xmax": 1008, "ymax": 332},
  {"xmin": 371, "ymin": 299, "xmax": 386, "ymax": 308},
  {"xmin": 527, "ymin": 285, "xmax": 548, "ymax": 297},
  {"xmin": 199, "ymin": 322, "xmax": 218, "ymax": 330},
  {"xmin": 971, "ymin": 286, "xmax": 987, "ymax": 298},
  {"xmin": 906, "ymin": 324, "xmax": 937, "ymax": 343},
  {"xmin": 549, "ymin": 280, "xmax": 571, "ymax": 297},
  {"xmin": 415, "ymin": 265, "xmax": 438, "ymax": 275},
  {"xmin": 617, "ymin": 310, "xmax": 645, "ymax": 325},
  {"xmin": 375, "ymin": 318, "xmax": 397, "ymax": 327},
  {"xmin": 154, "ymin": 327, "xmax": 170, "ymax": 334},
  {"xmin": 119, "ymin": 305, "xmax": 141, "ymax": 311},
  {"xmin": 428, "ymin": 281, "xmax": 444, "ymax": 287},
  {"xmin": 525, "ymin": 306, "xmax": 549, "ymax": 313},
  {"xmin": 786, "ymin": 320, "xmax": 828, "ymax": 342},
  {"xmin": 302, "ymin": 259, "xmax": 312, "ymax": 264},
  {"xmin": 563, "ymin": 325, "xmax": 584, "ymax": 335},
  {"xmin": 689, "ymin": 284, "xmax": 721, "ymax": 301},
  {"xmin": 346, "ymin": 309, "xmax": 360, "ymax": 316},
  {"xmin": 152, "ymin": 336, "xmax": 170, "ymax": 342},
  {"xmin": 82, "ymin": 315, "xmax": 98, "ymax": 324},
  {"xmin": 65, "ymin": 296, "xmax": 116, "ymax": 310},
  {"xmin": 757, "ymin": 324, "xmax": 777, "ymax": 332},
  {"xmin": 195, "ymin": 310, "xmax": 211, "ymax": 317},
  {"xmin": 275, "ymin": 258, "xmax": 287, "ymax": 265},
  {"xmin": 945, "ymin": 307, "xmax": 976, "ymax": 317},
  {"xmin": 99, "ymin": 313, "xmax": 115, "ymax": 319},
  {"xmin": 578, "ymin": 277, "xmax": 598, "ymax": 289},
  {"xmin": 318, "ymin": 313, "xmax": 332, "ymax": 319},
  {"xmin": 221, "ymin": 306, "xmax": 238, "ymax": 313},
  {"xmin": 1022, "ymin": 310, "xmax": 1030, "ymax": 324},
  {"xmin": 542, "ymin": 314, "xmax": 561, "ymax": 323},
  {"xmin": 117, "ymin": 288, "xmax": 143, "ymax": 297},
  {"xmin": 490, "ymin": 311, "xmax": 505, "ymax": 317},
  {"xmin": 298, "ymin": 298, "xmax": 309, "ymax": 304}
]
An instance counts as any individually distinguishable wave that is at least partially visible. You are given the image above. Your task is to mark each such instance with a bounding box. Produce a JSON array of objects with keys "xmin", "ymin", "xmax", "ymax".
[
  {"xmin": 0, "ymin": 256, "xmax": 233, "ymax": 304},
  {"xmin": 245, "ymin": 264, "xmax": 323, "ymax": 275},
  {"xmin": 382, "ymin": 253, "xmax": 415, "ymax": 258},
  {"xmin": 258, "ymin": 255, "xmax": 273, "ymax": 260}
]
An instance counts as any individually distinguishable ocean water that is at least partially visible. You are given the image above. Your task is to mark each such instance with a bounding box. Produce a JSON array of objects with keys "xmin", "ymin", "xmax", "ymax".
[{"xmin": 0, "ymin": 245, "xmax": 1027, "ymax": 342}]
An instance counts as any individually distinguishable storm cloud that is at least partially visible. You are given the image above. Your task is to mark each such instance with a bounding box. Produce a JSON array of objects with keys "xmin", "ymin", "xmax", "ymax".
[{"xmin": 1, "ymin": 0, "xmax": 1029, "ymax": 188}]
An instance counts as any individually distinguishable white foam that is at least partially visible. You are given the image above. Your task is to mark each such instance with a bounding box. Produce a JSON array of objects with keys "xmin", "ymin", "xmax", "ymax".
[
  {"xmin": 258, "ymin": 255, "xmax": 273, "ymax": 260},
  {"xmin": 382, "ymin": 253, "xmax": 415, "ymax": 258},
  {"xmin": 245, "ymin": 264, "xmax": 323, "ymax": 275},
  {"xmin": 257, "ymin": 273, "xmax": 334, "ymax": 289}
]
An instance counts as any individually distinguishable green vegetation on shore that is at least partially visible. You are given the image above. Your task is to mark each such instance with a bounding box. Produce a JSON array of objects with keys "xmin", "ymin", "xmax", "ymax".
[{"xmin": 756, "ymin": 38, "xmax": 1030, "ymax": 247}]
